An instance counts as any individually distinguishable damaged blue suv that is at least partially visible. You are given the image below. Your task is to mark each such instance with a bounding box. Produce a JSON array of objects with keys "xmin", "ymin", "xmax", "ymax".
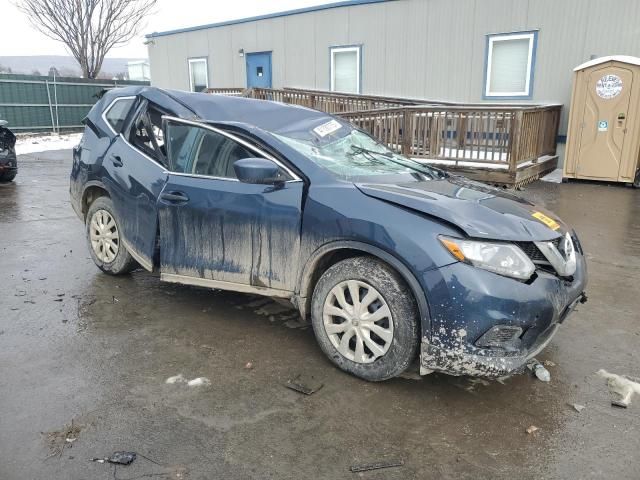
[{"xmin": 70, "ymin": 87, "xmax": 587, "ymax": 381}]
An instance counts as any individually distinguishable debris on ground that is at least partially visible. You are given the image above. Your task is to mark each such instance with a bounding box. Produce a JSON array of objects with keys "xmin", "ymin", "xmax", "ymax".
[
  {"xmin": 165, "ymin": 374, "xmax": 187, "ymax": 384},
  {"xmin": 527, "ymin": 359, "xmax": 551, "ymax": 382},
  {"xmin": 350, "ymin": 459, "xmax": 404, "ymax": 473},
  {"xmin": 284, "ymin": 317, "xmax": 308, "ymax": 329},
  {"xmin": 285, "ymin": 375, "xmax": 324, "ymax": 395},
  {"xmin": 44, "ymin": 419, "xmax": 82, "ymax": 459},
  {"xmin": 526, "ymin": 425, "xmax": 539, "ymax": 434},
  {"xmin": 244, "ymin": 362, "xmax": 254, "ymax": 370},
  {"xmin": 91, "ymin": 451, "xmax": 137, "ymax": 465},
  {"xmin": 543, "ymin": 360, "xmax": 556, "ymax": 367},
  {"xmin": 597, "ymin": 369, "xmax": 640, "ymax": 408},
  {"xmin": 187, "ymin": 377, "xmax": 211, "ymax": 387},
  {"xmin": 165, "ymin": 374, "xmax": 211, "ymax": 387},
  {"xmin": 571, "ymin": 403, "xmax": 586, "ymax": 413},
  {"xmin": 399, "ymin": 369, "xmax": 423, "ymax": 381}
]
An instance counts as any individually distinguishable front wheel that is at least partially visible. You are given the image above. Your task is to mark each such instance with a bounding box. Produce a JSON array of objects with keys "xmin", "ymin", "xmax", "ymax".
[
  {"xmin": 311, "ymin": 256, "xmax": 419, "ymax": 381},
  {"xmin": 85, "ymin": 196, "xmax": 138, "ymax": 275},
  {"xmin": 0, "ymin": 170, "xmax": 16, "ymax": 182}
]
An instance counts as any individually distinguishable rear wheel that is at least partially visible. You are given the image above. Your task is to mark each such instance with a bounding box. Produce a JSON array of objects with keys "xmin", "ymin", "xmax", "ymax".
[
  {"xmin": 86, "ymin": 196, "xmax": 138, "ymax": 275},
  {"xmin": 311, "ymin": 256, "xmax": 419, "ymax": 381}
]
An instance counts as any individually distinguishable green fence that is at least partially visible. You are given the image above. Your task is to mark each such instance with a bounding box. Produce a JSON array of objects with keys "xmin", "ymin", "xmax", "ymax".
[{"xmin": 0, "ymin": 73, "xmax": 149, "ymax": 132}]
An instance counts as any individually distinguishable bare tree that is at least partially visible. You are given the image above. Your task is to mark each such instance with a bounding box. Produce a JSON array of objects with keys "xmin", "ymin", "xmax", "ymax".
[{"xmin": 16, "ymin": 0, "xmax": 156, "ymax": 79}]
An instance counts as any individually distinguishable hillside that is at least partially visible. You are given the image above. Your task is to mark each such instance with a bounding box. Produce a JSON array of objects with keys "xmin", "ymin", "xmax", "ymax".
[{"xmin": 0, "ymin": 55, "xmax": 147, "ymax": 78}]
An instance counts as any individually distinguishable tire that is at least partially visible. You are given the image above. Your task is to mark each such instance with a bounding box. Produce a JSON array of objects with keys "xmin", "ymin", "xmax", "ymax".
[
  {"xmin": 311, "ymin": 256, "xmax": 419, "ymax": 381},
  {"xmin": 0, "ymin": 170, "xmax": 16, "ymax": 182},
  {"xmin": 85, "ymin": 196, "xmax": 138, "ymax": 275}
]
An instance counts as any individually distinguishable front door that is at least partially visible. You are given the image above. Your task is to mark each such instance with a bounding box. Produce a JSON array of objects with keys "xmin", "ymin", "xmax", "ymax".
[
  {"xmin": 158, "ymin": 119, "xmax": 303, "ymax": 293},
  {"xmin": 246, "ymin": 52, "xmax": 272, "ymax": 88},
  {"xmin": 575, "ymin": 65, "xmax": 634, "ymax": 180}
]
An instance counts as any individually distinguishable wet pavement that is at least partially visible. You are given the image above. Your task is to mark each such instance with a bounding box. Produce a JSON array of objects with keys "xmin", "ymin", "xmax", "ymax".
[{"xmin": 1, "ymin": 150, "xmax": 639, "ymax": 480}]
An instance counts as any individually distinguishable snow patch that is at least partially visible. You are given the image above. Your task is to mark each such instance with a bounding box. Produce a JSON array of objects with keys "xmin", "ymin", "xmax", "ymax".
[
  {"xmin": 187, "ymin": 377, "xmax": 211, "ymax": 387},
  {"xmin": 541, "ymin": 168, "xmax": 564, "ymax": 183},
  {"xmin": 16, "ymin": 133, "xmax": 82, "ymax": 155}
]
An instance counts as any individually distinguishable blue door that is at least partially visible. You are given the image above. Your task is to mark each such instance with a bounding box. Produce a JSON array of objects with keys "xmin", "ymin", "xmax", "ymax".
[
  {"xmin": 158, "ymin": 119, "xmax": 303, "ymax": 292},
  {"xmin": 246, "ymin": 52, "xmax": 272, "ymax": 88}
]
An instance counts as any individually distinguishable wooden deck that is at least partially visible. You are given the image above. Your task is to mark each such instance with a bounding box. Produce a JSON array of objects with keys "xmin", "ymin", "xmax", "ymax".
[{"xmin": 206, "ymin": 87, "xmax": 561, "ymax": 187}]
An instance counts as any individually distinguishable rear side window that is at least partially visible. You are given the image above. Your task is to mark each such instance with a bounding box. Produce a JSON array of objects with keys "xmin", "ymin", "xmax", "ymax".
[
  {"xmin": 129, "ymin": 103, "xmax": 167, "ymax": 166},
  {"xmin": 166, "ymin": 123, "xmax": 258, "ymax": 179},
  {"xmin": 104, "ymin": 97, "xmax": 135, "ymax": 133}
]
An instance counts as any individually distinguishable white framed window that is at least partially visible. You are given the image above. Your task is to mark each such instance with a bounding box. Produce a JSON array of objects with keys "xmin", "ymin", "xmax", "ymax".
[
  {"xmin": 188, "ymin": 58, "xmax": 209, "ymax": 92},
  {"xmin": 484, "ymin": 32, "xmax": 537, "ymax": 98},
  {"xmin": 330, "ymin": 46, "xmax": 361, "ymax": 94}
]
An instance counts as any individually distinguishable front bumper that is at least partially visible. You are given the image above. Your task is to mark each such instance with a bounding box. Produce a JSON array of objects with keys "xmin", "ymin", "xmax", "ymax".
[{"xmin": 420, "ymin": 254, "xmax": 588, "ymax": 378}]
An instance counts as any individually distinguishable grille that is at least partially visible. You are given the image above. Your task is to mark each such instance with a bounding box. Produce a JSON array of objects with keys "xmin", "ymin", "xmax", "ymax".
[{"xmin": 516, "ymin": 237, "xmax": 562, "ymax": 264}]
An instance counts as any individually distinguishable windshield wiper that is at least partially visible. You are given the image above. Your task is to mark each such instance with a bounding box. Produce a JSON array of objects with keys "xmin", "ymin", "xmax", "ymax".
[{"xmin": 347, "ymin": 145, "xmax": 440, "ymax": 178}]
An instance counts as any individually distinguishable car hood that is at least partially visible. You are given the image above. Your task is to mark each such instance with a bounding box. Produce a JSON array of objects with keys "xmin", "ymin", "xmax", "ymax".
[{"xmin": 356, "ymin": 176, "xmax": 567, "ymax": 242}]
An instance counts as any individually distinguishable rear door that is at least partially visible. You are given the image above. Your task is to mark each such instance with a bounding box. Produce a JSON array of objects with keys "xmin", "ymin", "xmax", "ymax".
[
  {"xmin": 158, "ymin": 118, "xmax": 304, "ymax": 294},
  {"xmin": 102, "ymin": 98, "xmax": 170, "ymax": 270}
]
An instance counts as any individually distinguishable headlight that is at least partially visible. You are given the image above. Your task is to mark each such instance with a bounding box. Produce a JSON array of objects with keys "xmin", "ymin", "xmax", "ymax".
[{"xmin": 439, "ymin": 236, "xmax": 535, "ymax": 280}]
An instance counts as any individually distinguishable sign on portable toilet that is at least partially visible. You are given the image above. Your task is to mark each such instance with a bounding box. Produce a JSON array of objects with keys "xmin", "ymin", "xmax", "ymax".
[{"xmin": 564, "ymin": 56, "xmax": 640, "ymax": 186}]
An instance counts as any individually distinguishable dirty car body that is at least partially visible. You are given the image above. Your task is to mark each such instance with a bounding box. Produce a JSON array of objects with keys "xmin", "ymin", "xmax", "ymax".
[
  {"xmin": 70, "ymin": 86, "xmax": 587, "ymax": 380},
  {"xmin": 0, "ymin": 120, "xmax": 17, "ymax": 182}
]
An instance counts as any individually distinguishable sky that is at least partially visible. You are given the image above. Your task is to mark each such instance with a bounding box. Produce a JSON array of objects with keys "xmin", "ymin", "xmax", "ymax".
[{"xmin": 0, "ymin": 0, "xmax": 341, "ymax": 59}]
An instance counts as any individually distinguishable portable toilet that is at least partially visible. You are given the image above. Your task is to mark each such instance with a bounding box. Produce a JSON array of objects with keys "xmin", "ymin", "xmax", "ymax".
[{"xmin": 564, "ymin": 56, "xmax": 640, "ymax": 185}]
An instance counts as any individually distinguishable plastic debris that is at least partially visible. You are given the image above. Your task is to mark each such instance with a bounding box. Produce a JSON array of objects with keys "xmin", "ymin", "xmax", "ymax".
[
  {"xmin": 526, "ymin": 425, "xmax": 539, "ymax": 434},
  {"xmin": 285, "ymin": 375, "xmax": 323, "ymax": 395},
  {"xmin": 187, "ymin": 377, "xmax": 211, "ymax": 387},
  {"xmin": 165, "ymin": 374, "xmax": 186, "ymax": 384},
  {"xmin": 527, "ymin": 359, "xmax": 551, "ymax": 382},
  {"xmin": 244, "ymin": 362, "xmax": 253, "ymax": 370},
  {"xmin": 571, "ymin": 403, "xmax": 586, "ymax": 413},
  {"xmin": 597, "ymin": 369, "xmax": 640, "ymax": 408},
  {"xmin": 108, "ymin": 451, "xmax": 137, "ymax": 465},
  {"xmin": 350, "ymin": 459, "xmax": 404, "ymax": 473},
  {"xmin": 91, "ymin": 451, "xmax": 137, "ymax": 465},
  {"xmin": 543, "ymin": 360, "xmax": 556, "ymax": 367}
]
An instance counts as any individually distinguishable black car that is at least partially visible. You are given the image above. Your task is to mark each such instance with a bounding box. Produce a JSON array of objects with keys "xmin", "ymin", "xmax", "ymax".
[
  {"xmin": 71, "ymin": 86, "xmax": 587, "ymax": 381},
  {"xmin": 0, "ymin": 120, "xmax": 17, "ymax": 182}
]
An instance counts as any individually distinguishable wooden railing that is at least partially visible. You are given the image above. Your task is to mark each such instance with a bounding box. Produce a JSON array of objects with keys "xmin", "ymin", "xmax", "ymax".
[
  {"xmin": 206, "ymin": 86, "xmax": 562, "ymax": 185},
  {"xmin": 341, "ymin": 104, "xmax": 561, "ymax": 171},
  {"xmin": 245, "ymin": 87, "xmax": 425, "ymax": 113},
  {"xmin": 205, "ymin": 87, "xmax": 246, "ymax": 96}
]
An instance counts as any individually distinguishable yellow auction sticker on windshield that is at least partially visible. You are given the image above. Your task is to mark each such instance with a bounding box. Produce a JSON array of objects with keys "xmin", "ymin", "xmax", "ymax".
[{"xmin": 532, "ymin": 211, "xmax": 560, "ymax": 230}]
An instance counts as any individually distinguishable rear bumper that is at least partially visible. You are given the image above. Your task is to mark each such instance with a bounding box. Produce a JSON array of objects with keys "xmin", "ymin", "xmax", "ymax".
[{"xmin": 419, "ymin": 254, "xmax": 588, "ymax": 378}]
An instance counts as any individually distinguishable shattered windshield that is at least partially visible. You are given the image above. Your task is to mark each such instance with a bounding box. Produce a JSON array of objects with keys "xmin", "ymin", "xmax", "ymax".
[{"xmin": 273, "ymin": 126, "xmax": 440, "ymax": 180}]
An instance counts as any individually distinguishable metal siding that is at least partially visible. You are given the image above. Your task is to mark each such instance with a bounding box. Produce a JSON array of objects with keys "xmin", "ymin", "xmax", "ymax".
[
  {"xmin": 256, "ymin": 17, "xmax": 286, "ymax": 88},
  {"xmin": 148, "ymin": 0, "xmax": 640, "ymax": 135},
  {"xmin": 165, "ymin": 33, "xmax": 190, "ymax": 90},
  {"xmin": 347, "ymin": 4, "xmax": 387, "ymax": 94},
  {"xmin": 148, "ymin": 38, "xmax": 172, "ymax": 88},
  {"xmin": 206, "ymin": 27, "xmax": 234, "ymax": 87},
  {"xmin": 230, "ymin": 22, "xmax": 258, "ymax": 87},
  {"xmin": 283, "ymin": 13, "xmax": 316, "ymax": 89},
  {"xmin": 313, "ymin": 9, "xmax": 350, "ymax": 90}
]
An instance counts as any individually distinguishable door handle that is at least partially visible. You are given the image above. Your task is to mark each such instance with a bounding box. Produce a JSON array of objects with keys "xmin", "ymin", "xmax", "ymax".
[
  {"xmin": 160, "ymin": 191, "xmax": 190, "ymax": 203},
  {"xmin": 111, "ymin": 155, "xmax": 123, "ymax": 167}
]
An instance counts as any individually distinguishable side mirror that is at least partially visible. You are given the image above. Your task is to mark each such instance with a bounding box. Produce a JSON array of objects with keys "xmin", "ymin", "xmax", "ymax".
[{"xmin": 234, "ymin": 158, "xmax": 281, "ymax": 185}]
